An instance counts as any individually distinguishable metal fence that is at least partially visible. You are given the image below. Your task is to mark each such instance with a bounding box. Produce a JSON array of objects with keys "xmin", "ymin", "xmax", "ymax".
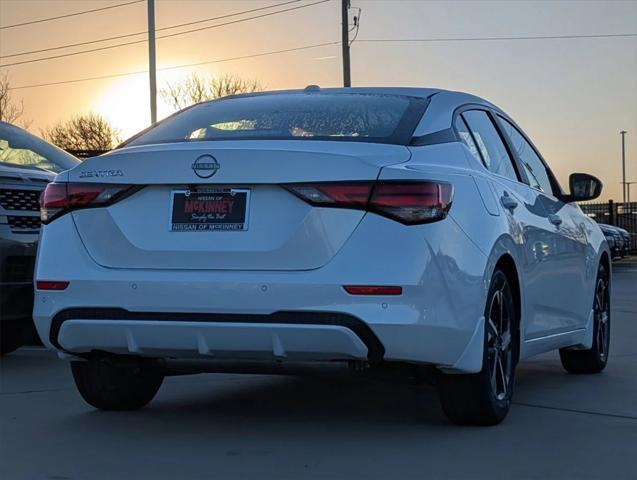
[{"xmin": 579, "ymin": 201, "xmax": 637, "ymax": 254}]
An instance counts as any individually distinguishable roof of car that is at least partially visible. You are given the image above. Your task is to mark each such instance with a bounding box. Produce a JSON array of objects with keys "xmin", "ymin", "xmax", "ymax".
[
  {"xmin": 203, "ymin": 87, "xmax": 500, "ymax": 138},
  {"xmin": 216, "ymin": 86, "xmax": 490, "ymax": 104},
  {"xmin": 224, "ymin": 86, "xmax": 441, "ymax": 99}
]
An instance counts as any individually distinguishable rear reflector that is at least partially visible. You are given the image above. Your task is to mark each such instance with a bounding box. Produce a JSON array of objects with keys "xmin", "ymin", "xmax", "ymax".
[
  {"xmin": 344, "ymin": 285, "xmax": 402, "ymax": 295},
  {"xmin": 285, "ymin": 181, "xmax": 452, "ymax": 225},
  {"xmin": 40, "ymin": 183, "xmax": 139, "ymax": 224},
  {"xmin": 36, "ymin": 281, "xmax": 69, "ymax": 291}
]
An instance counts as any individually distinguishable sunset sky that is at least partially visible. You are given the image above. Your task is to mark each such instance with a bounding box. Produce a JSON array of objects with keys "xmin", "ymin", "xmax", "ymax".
[{"xmin": 0, "ymin": 0, "xmax": 636, "ymax": 201}]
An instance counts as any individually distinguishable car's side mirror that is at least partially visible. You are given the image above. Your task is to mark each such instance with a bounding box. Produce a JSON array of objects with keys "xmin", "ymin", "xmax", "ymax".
[{"xmin": 565, "ymin": 173, "xmax": 603, "ymax": 202}]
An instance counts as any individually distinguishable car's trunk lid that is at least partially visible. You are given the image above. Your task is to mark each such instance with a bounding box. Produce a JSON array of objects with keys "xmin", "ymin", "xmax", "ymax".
[{"xmin": 70, "ymin": 141, "xmax": 410, "ymax": 271}]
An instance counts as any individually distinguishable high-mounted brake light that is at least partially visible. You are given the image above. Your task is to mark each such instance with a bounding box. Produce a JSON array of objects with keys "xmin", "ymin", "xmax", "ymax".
[
  {"xmin": 285, "ymin": 181, "xmax": 453, "ymax": 225},
  {"xmin": 40, "ymin": 183, "xmax": 138, "ymax": 224}
]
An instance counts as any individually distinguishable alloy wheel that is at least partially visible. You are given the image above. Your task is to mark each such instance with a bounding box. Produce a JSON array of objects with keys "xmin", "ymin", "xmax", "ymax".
[
  {"xmin": 594, "ymin": 277, "xmax": 610, "ymax": 361},
  {"xmin": 487, "ymin": 284, "xmax": 513, "ymax": 402}
]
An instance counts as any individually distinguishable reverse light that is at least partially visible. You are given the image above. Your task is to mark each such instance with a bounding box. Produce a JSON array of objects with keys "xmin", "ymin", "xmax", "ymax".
[
  {"xmin": 285, "ymin": 181, "xmax": 453, "ymax": 225},
  {"xmin": 344, "ymin": 285, "xmax": 403, "ymax": 295},
  {"xmin": 40, "ymin": 183, "xmax": 138, "ymax": 224},
  {"xmin": 36, "ymin": 281, "xmax": 69, "ymax": 291}
]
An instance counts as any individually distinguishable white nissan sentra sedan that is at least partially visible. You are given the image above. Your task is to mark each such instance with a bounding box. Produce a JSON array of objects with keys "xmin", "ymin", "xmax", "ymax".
[{"xmin": 34, "ymin": 87, "xmax": 610, "ymax": 425}]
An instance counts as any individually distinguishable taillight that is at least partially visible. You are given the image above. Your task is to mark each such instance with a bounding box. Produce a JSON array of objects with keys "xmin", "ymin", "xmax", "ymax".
[
  {"xmin": 40, "ymin": 182, "xmax": 138, "ymax": 224},
  {"xmin": 286, "ymin": 183, "xmax": 371, "ymax": 207},
  {"xmin": 285, "ymin": 181, "xmax": 453, "ymax": 225}
]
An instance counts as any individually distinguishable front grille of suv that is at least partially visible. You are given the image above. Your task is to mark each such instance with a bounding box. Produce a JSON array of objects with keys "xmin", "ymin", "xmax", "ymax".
[
  {"xmin": 0, "ymin": 189, "xmax": 41, "ymax": 211},
  {"xmin": 7, "ymin": 215, "xmax": 41, "ymax": 233}
]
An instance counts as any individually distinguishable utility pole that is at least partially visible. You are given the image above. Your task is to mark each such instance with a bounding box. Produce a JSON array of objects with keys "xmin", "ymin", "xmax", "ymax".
[
  {"xmin": 147, "ymin": 0, "xmax": 157, "ymax": 125},
  {"xmin": 341, "ymin": 0, "xmax": 351, "ymax": 87},
  {"xmin": 620, "ymin": 130, "xmax": 627, "ymax": 208}
]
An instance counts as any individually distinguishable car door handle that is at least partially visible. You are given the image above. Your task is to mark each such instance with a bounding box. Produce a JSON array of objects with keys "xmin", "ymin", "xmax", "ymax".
[
  {"xmin": 548, "ymin": 214, "xmax": 562, "ymax": 226},
  {"xmin": 500, "ymin": 194, "xmax": 518, "ymax": 210}
]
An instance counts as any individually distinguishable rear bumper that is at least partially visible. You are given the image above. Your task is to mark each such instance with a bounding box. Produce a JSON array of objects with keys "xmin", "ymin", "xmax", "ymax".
[
  {"xmin": 36, "ymin": 280, "xmax": 487, "ymax": 372},
  {"xmin": 50, "ymin": 309, "xmax": 382, "ymax": 362},
  {"xmin": 34, "ymin": 213, "xmax": 490, "ymax": 372}
]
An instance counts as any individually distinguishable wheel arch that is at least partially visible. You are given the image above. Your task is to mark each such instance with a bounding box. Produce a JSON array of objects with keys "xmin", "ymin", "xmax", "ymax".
[{"xmin": 599, "ymin": 250, "xmax": 610, "ymax": 278}]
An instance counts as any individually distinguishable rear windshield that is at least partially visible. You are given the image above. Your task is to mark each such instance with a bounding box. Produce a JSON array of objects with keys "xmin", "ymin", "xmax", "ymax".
[{"xmin": 124, "ymin": 93, "xmax": 428, "ymax": 147}]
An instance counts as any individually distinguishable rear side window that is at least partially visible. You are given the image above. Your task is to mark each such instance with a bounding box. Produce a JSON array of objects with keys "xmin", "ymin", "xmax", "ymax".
[
  {"xmin": 498, "ymin": 116, "xmax": 554, "ymax": 195},
  {"xmin": 124, "ymin": 93, "xmax": 429, "ymax": 147},
  {"xmin": 454, "ymin": 116, "xmax": 481, "ymax": 162},
  {"xmin": 462, "ymin": 110, "xmax": 518, "ymax": 181}
]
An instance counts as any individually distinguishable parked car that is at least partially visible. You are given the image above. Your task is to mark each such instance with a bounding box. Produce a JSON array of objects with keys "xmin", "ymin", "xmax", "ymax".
[
  {"xmin": 34, "ymin": 87, "xmax": 610, "ymax": 425},
  {"xmin": 614, "ymin": 226, "xmax": 631, "ymax": 256},
  {"xmin": 600, "ymin": 229, "xmax": 618, "ymax": 258},
  {"xmin": 599, "ymin": 224, "xmax": 623, "ymax": 259},
  {"xmin": 0, "ymin": 121, "xmax": 79, "ymax": 354}
]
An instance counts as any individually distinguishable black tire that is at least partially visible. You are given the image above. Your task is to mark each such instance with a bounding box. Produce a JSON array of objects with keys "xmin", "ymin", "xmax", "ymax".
[
  {"xmin": 71, "ymin": 357, "xmax": 164, "ymax": 410},
  {"xmin": 559, "ymin": 263, "xmax": 610, "ymax": 374},
  {"xmin": 0, "ymin": 320, "xmax": 28, "ymax": 355},
  {"xmin": 437, "ymin": 269, "xmax": 518, "ymax": 426}
]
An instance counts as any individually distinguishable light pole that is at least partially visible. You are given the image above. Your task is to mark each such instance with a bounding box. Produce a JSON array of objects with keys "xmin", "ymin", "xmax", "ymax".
[
  {"xmin": 620, "ymin": 130, "xmax": 627, "ymax": 208},
  {"xmin": 147, "ymin": 0, "xmax": 157, "ymax": 125},
  {"xmin": 341, "ymin": 0, "xmax": 351, "ymax": 87}
]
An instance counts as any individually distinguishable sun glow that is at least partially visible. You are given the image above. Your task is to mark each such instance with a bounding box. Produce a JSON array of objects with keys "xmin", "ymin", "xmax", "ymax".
[
  {"xmin": 92, "ymin": 75, "xmax": 151, "ymax": 140},
  {"xmin": 92, "ymin": 67, "xmax": 211, "ymax": 140}
]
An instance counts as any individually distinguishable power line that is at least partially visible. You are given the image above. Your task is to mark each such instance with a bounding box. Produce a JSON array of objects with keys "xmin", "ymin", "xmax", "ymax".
[
  {"xmin": 0, "ymin": 0, "xmax": 331, "ymax": 68},
  {"xmin": 357, "ymin": 33, "xmax": 637, "ymax": 43},
  {"xmin": 0, "ymin": 32, "xmax": 147, "ymax": 61},
  {"xmin": 10, "ymin": 41, "xmax": 340, "ymax": 90},
  {"xmin": 157, "ymin": 0, "xmax": 330, "ymax": 41},
  {"xmin": 157, "ymin": 0, "xmax": 300, "ymax": 32},
  {"xmin": 0, "ymin": 0, "xmax": 144, "ymax": 30},
  {"xmin": 0, "ymin": 0, "xmax": 302, "ymax": 60},
  {"xmin": 0, "ymin": 38, "xmax": 149, "ymax": 68}
]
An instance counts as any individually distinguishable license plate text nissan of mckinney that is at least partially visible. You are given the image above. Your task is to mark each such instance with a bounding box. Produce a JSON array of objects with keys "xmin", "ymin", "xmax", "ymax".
[{"xmin": 170, "ymin": 188, "xmax": 250, "ymax": 232}]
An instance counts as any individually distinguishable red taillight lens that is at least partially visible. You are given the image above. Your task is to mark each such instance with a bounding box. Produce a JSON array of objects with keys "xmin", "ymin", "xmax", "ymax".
[
  {"xmin": 285, "ymin": 181, "xmax": 452, "ymax": 225},
  {"xmin": 369, "ymin": 182, "xmax": 453, "ymax": 225},
  {"xmin": 40, "ymin": 183, "xmax": 137, "ymax": 224},
  {"xmin": 344, "ymin": 285, "xmax": 402, "ymax": 295},
  {"xmin": 36, "ymin": 280, "xmax": 69, "ymax": 291},
  {"xmin": 286, "ymin": 183, "xmax": 372, "ymax": 208}
]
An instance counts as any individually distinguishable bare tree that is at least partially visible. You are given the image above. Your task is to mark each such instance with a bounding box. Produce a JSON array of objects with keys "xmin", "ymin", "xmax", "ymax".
[
  {"xmin": 41, "ymin": 113, "xmax": 121, "ymax": 151},
  {"xmin": 0, "ymin": 72, "xmax": 30, "ymax": 128},
  {"xmin": 160, "ymin": 73, "xmax": 262, "ymax": 111}
]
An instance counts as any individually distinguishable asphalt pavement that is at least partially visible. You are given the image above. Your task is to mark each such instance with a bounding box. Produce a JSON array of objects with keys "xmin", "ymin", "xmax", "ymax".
[{"xmin": 1, "ymin": 261, "xmax": 636, "ymax": 480}]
